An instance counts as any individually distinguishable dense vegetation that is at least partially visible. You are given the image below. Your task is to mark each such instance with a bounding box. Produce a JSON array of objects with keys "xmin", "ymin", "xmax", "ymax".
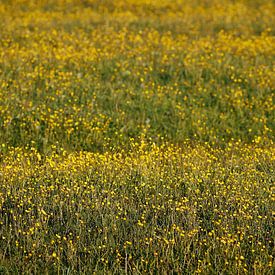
[{"xmin": 0, "ymin": 0, "xmax": 274, "ymax": 273}]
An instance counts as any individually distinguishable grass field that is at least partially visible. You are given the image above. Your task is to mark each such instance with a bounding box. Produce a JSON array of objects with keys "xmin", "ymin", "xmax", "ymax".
[{"xmin": 0, "ymin": 0, "xmax": 274, "ymax": 273}]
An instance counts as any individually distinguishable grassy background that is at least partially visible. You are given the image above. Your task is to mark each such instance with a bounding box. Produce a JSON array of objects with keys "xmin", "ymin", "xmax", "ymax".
[{"xmin": 0, "ymin": 0, "xmax": 274, "ymax": 153}]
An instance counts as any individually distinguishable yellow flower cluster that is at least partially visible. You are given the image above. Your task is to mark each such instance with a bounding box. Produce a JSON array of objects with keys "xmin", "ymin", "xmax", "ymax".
[
  {"xmin": 0, "ymin": 0, "xmax": 274, "ymax": 273},
  {"xmin": 0, "ymin": 141, "xmax": 274, "ymax": 273}
]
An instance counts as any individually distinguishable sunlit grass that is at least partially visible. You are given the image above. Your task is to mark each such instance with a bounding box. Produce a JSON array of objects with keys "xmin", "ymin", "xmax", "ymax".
[{"xmin": 0, "ymin": 141, "xmax": 274, "ymax": 273}]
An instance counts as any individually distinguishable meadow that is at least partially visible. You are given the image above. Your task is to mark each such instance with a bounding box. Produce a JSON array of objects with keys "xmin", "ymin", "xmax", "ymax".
[{"xmin": 0, "ymin": 0, "xmax": 274, "ymax": 273}]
